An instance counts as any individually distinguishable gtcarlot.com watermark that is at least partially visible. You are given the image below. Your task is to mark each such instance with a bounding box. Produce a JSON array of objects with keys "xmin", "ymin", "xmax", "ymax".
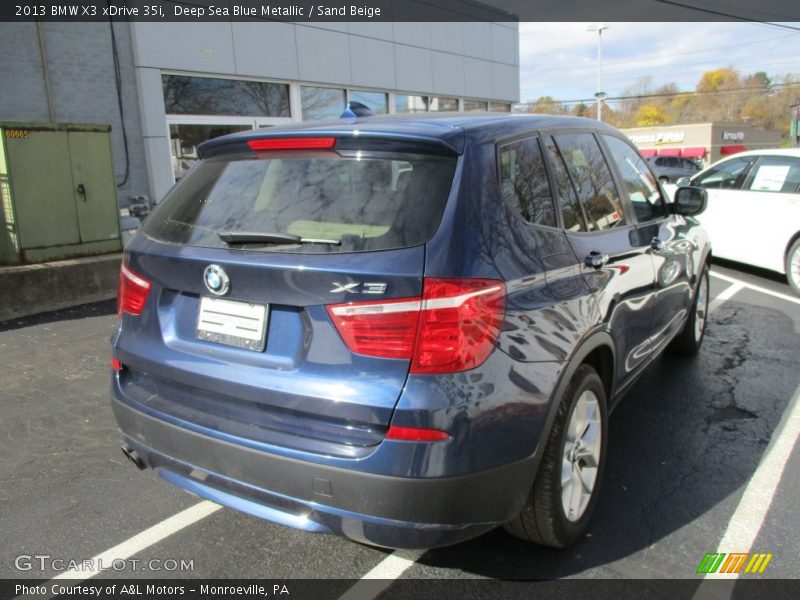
[{"xmin": 15, "ymin": 554, "xmax": 194, "ymax": 573}]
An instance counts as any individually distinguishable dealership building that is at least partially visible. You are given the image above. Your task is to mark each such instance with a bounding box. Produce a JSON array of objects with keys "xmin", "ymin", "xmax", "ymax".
[
  {"xmin": 0, "ymin": 19, "xmax": 519, "ymax": 265},
  {"xmin": 621, "ymin": 122, "xmax": 782, "ymax": 167}
]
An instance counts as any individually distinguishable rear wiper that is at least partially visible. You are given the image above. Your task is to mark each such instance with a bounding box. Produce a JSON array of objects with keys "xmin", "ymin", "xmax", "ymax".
[{"xmin": 218, "ymin": 231, "xmax": 341, "ymax": 246}]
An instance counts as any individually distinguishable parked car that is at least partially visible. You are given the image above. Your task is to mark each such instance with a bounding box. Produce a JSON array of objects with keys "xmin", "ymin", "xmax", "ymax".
[
  {"xmin": 647, "ymin": 155, "xmax": 702, "ymax": 184},
  {"xmin": 111, "ymin": 113, "xmax": 710, "ymax": 549},
  {"xmin": 675, "ymin": 148, "xmax": 800, "ymax": 294}
]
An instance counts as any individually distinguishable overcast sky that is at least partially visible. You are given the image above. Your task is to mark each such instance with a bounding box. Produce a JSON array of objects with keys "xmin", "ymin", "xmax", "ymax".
[{"xmin": 519, "ymin": 22, "xmax": 800, "ymax": 105}]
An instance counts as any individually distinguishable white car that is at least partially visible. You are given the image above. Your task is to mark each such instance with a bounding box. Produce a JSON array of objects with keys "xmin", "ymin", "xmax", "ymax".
[{"xmin": 672, "ymin": 148, "xmax": 800, "ymax": 295}]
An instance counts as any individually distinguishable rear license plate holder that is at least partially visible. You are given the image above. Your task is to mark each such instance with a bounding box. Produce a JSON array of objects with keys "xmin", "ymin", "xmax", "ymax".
[{"xmin": 196, "ymin": 296, "xmax": 268, "ymax": 352}]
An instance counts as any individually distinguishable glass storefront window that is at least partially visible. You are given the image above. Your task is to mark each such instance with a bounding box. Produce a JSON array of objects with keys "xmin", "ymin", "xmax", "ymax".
[
  {"xmin": 301, "ymin": 86, "xmax": 346, "ymax": 120},
  {"xmin": 489, "ymin": 102, "xmax": 512, "ymax": 113},
  {"xmin": 169, "ymin": 124, "xmax": 252, "ymax": 180},
  {"xmin": 348, "ymin": 90, "xmax": 388, "ymax": 115},
  {"xmin": 162, "ymin": 75, "xmax": 290, "ymax": 117},
  {"xmin": 430, "ymin": 97, "xmax": 458, "ymax": 112},
  {"xmin": 395, "ymin": 95, "xmax": 429, "ymax": 113},
  {"xmin": 464, "ymin": 100, "xmax": 488, "ymax": 112}
]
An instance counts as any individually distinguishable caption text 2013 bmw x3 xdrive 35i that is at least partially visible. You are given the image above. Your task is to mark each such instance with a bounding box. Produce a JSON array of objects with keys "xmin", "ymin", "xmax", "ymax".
[{"xmin": 111, "ymin": 113, "xmax": 711, "ymax": 549}]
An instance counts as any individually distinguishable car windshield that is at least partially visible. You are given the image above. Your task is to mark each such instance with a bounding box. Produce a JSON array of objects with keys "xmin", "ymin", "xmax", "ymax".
[{"xmin": 143, "ymin": 152, "xmax": 457, "ymax": 253}]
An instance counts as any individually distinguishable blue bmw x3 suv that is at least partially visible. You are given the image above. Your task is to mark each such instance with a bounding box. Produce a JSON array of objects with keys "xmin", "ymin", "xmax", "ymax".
[{"xmin": 111, "ymin": 113, "xmax": 711, "ymax": 549}]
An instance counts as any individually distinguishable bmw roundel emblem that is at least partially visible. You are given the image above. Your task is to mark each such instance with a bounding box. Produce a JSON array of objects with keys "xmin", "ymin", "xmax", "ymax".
[{"xmin": 203, "ymin": 264, "xmax": 230, "ymax": 296}]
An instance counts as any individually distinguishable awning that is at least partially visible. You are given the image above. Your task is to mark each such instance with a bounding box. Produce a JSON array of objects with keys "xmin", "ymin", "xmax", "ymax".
[
  {"xmin": 681, "ymin": 147, "xmax": 707, "ymax": 158},
  {"xmin": 639, "ymin": 149, "xmax": 657, "ymax": 157},
  {"xmin": 656, "ymin": 148, "xmax": 681, "ymax": 156},
  {"xmin": 721, "ymin": 145, "xmax": 747, "ymax": 155}
]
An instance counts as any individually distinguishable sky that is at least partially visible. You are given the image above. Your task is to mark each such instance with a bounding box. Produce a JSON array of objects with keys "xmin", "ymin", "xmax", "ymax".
[{"xmin": 518, "ymin": 22, "xmax": 800, "ymax": 106}]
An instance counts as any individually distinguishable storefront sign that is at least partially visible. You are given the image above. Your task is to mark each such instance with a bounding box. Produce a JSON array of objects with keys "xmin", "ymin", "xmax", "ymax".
[
  {"xmin": 629, "ymin": 131, "xmax": 685, "ymax": 145},
  {"xmin": 722, "ymin": 131, "xmax": 745, "ymax": 141}
]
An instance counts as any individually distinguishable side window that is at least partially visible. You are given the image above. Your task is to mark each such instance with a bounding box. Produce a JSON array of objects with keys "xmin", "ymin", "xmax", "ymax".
[
  {"xmin": 542, "ymin": 137, "xmax": 587, "ymax": 232},
  {"xmin": 552, "ymin": 133, "xmax": 626, "ymax": 231},
  {"xmin": 498, "ymin": 137, "xmax": 557, "ymax": 227},
  {"xmin": 693, "ymin": 156, "xmax": 754, "ymax": 190},
  {"xmin": 743, "ymin": 156, "xmax": 800, "ymax": 193},
  {"xmin": 602, "ymin": 135, "xmax": 667, "ymax": 222}
]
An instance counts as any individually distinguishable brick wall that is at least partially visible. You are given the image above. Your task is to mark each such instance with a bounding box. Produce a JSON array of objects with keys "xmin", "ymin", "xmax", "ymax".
[{"xmin": 0, "ymin": 22, "xmax": 149, "ymax": 208}]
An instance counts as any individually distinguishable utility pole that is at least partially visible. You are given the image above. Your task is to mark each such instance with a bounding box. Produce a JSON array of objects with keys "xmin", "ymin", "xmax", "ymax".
[{"xmin": 587, "ymin": 24, "xmax": 609, "ymax": 122}]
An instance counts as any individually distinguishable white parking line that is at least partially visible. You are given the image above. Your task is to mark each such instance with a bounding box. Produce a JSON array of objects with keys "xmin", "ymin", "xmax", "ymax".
[
  {"xmin": 23, "ymin": 266, "xmax": 794, "ymax": 599},
  {"xmin": 47, "ymin": 501, "xmax": 220, "ymax": 582},
  {"xmin": 697, "ymin": 384, "xmax": 800, "ymax": 589},
  {"xmin": 710, "ymin": 270, "xmax": 800, "ymax": 306},
  {"xmin": 338, "ymin": 549, "xmax": 425, "ymax": 600},
  {"xmin": 708, "ymin": 281, "xmax": 744, "ymax": 313}
]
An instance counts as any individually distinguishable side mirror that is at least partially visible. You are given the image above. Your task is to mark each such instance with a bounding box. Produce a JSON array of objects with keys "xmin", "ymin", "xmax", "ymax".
[
  {"xmin": 675, "ymin": 176, "xmax": 691, "ymax": 188},
  {"xmin": 672, "ymin": 186, "xmax": 707, "ymax": 216}
]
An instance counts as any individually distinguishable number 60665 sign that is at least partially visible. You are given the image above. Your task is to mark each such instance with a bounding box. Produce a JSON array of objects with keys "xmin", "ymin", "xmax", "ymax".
[{"xmin": 4, "ymin": 129, "xmax": 29, "ymax": 139}]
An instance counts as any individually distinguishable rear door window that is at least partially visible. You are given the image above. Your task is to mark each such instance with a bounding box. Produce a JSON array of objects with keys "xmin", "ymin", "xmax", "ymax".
[
  {"xmin": 143, "ymin": 152, "xmax": 456, "ymax": 253},
  {"xmin": 551, "ymin": 133, "xmax": 626, "ymax": 231},
  {"xmin": 543, "ymin": 137, "xmax": 587, "ymax": 232},
  {"xmin": 743, "ymin": 155, "xmax": 800, "ymax": 193},
  {"xmin": 498, "ymin": 137, "xmax": 557, "ymax": 227}
]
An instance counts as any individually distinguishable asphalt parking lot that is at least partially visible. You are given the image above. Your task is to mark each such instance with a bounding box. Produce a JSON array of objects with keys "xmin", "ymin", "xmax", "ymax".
[{"xmin": 1, "ymin": 259, "xmax": 799, "ymax": 594}]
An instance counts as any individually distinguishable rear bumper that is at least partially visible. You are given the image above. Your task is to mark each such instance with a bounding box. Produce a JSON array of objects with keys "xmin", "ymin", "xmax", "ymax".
[{"xmin": 111, "ymin": 394, "xmax": 536, "ymax": 549}]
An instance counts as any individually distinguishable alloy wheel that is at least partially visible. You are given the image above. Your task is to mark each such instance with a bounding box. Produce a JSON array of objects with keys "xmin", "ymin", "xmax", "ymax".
[
  {"xmin": 561, "ymin": 390, "xmax": 602, "ymax": 522},
  {"xmin": 694, "ymin": 271, "xmax": 709, "ymax": 342},
  {"xmin": 791, "ymin": 246, "xmax": 800, "ymax": 291}
]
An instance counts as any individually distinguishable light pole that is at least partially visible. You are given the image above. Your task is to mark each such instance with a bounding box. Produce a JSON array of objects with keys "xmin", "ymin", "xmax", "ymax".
[{"xmin": 587, "ymin": 23, "xmax": 609, "ymax": 122}]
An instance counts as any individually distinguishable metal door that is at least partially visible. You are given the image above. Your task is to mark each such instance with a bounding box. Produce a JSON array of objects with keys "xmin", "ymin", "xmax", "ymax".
[
  {"xmin": 68, "ymin": 130, "xmax": 120, "ymax": 243},
  {"xmin": 4, "ymin": 128, "xmax": 80, "ymax": 249}
]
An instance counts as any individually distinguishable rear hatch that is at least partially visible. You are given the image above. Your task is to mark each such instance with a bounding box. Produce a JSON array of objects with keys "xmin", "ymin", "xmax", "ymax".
[{"xmin": 114, "ymin": 131, "xmax": 460, "ymax": 458}]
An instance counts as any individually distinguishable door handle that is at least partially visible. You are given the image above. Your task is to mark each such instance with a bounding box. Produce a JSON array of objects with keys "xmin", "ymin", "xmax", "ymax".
[
  {"xmin": 651, "ymin": 237, "xmax": 664, "ymax": 252},
  {"xmin": 584, "ymin": 251, "xmax": 609, "ymax": 269},
  {"xmin": 76, "ymin": 183, "xmax": 87, "ymax": 201}
]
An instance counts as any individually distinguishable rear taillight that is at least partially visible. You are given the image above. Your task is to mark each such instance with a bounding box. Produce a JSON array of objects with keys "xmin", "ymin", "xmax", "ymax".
[
  {"xmin": 326, "ymin": 278, "xmax": 505, "ymax": 374},
  {"xmin": 412, "ymin": 279, "xmax": 506, "ymax": 374},
  {"xmin": 110, "ymin": 358, "xmax": 122, "ymax": 372},
  {"xmin": 117, "ymin": 263, "xmax": 152, "ymax": 317},
  {"xmin": 326, "ymin": 296, "xmax": 421, "ymax": 359}
]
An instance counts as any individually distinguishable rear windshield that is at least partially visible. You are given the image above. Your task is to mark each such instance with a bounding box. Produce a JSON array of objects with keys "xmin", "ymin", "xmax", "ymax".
[{"xmin": 143, "ymin": 153, "xmax": 457, "ymax": 254}]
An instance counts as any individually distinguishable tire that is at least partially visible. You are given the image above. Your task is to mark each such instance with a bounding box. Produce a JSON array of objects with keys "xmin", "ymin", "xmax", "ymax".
[
  {"xmin": 504, "ymin": 364, "xmax": 608, "ymax": 548},
  {"xmin": 787, "ymin": 238, "xmax": 800, "ymax": 296},
  {"xmin": 668, "ymin": 264, "xmax": 709, "ymax": 355}
]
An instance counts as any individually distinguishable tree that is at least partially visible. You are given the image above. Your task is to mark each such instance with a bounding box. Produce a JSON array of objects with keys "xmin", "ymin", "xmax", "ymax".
[
  {"xmin": 636, "ymin": 104, "xmax": 669, "ymax": 126},
  {"xmin": 571, "ymin": 102, "xmax": 589, "ymax": 117},
  {"xmin": 697, "ymin": 67, "xmax": 740, "ymax": 93},
  {"xmin": 617, "ymin": 76, "xmax": 654, "ymax": 127},
  {"xmin": 529, "ymin": 96, "xmax": 563, "ymax": 114}
]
